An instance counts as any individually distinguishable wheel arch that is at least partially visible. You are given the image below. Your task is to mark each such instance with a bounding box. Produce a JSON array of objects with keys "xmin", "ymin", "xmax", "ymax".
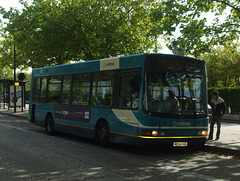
[
  {"xmin": 95, "ymin": 118, "xmax": 110, "ymax": 146},
  {"xmin": 95, "ymin": 118, "xmax": 109, "ymax": 133},
  {"xmin": 44, "ymin": 112, "xmax": 54, "ymax": 128}
]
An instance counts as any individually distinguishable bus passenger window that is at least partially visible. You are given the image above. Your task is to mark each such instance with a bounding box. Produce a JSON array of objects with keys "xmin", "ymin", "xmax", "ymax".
[
  {"xmin": 72, "ymin": 74, "xmax": 90, "ymax": 105},
  {"xmin": 91, "ymin": 72, "xmax": 113, "ymax": 106},
  {"xmin": 47, "ymin": 76, "xmax": 61, "ymax": 103},
  {"xmin": 33, "ymin": 77, "xmax": 40, "ymax": 102},
  {"xmin": 40, "ymin": 77, "xmax": 47, "ymax": 103},
  {"xmin": 119, "ymin": 71, "xmax": 141, "ymax": 108},
  {"xmin": 61, "ymin": 75, "xmax": 72, "ymax": 104}
]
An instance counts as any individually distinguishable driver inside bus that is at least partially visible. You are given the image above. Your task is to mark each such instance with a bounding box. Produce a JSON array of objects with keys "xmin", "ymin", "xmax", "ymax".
[
  {"xmin": 128, "ymin": 76, "xmax": 140, "ymax": 108},
  {"xmin": 167, "ymin": 90, "xmax": 180, "ymax": 113}
]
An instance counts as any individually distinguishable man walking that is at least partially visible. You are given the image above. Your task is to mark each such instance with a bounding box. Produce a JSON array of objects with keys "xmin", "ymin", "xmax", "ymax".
[{"xmin": 209, "ymin": 91, "xmax": 226, "ymax": 140}]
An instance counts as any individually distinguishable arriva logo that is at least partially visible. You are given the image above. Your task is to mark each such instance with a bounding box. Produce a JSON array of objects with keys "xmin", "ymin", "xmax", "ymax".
[{"xmin": 173, "ymin": 121, "xmax": 191, "ymax": 127}]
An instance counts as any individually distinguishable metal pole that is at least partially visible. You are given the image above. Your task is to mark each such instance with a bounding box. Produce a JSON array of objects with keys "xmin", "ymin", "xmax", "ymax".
[
  {"xmin": 14, "ymin": 43, "xmax": 17, "ymax": 113},
  {"xmin": 0, "ymin": 81, "xmax": 1, "ymax": 110},
  {"xmin": 172, "ymin": 41, "xmax": 177, "ymax": 55},
  {"xmin": 3, "ymin": 82, "xmax": 5, "ymax": 109},
  {"xmin": 21, "ymin": 82, "xmax": 24, "ymax": 112}
]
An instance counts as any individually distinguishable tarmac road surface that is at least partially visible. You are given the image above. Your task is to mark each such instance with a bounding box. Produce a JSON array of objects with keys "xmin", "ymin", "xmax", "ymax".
[{"xmin": 0, "ymin": 114, "xmax": 240, "ymax": 181}]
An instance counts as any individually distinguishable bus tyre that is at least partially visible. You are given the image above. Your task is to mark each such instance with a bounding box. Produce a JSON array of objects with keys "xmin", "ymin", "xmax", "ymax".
[
  {"xmin": 45, "ymin": 115, "xmax": 54, "ymax": 135},
  {"xmin": 96, "ymin": 121, "xmax": 109, "ymax": 147}
]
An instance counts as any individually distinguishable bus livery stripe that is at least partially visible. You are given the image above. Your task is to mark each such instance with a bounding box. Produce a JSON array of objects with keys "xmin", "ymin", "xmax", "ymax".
[
  {"xmin": 55, "ymin": 122, "xmax": 95, "ymax": 130},
  {"xmin": 110, "ymin": 131, "xmax": 207, "ymax": 139}
]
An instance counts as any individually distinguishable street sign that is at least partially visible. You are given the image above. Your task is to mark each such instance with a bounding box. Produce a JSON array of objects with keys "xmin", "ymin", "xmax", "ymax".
[
  {"xmin": 18, "ymin": 73, "xmax": 26, "ymax": 81},
  {"xmin": 15, "ymin": 82, "xmax": 19, "ymax": 86}
]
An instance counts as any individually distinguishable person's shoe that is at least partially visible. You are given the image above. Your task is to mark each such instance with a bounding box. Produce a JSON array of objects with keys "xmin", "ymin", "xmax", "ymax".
[
  {"xmin": 215, "ymin": 138, "xmax": 219, "ymax": 140},
  {"xmin": 208, "ymin": 138, "xmax": 213, "ymax": 140}
]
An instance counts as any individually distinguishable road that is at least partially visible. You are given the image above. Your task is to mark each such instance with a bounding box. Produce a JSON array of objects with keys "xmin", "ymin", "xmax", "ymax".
[{"xmin": 0, "ymin": 114, "xmax": 239, "ymax": 181}]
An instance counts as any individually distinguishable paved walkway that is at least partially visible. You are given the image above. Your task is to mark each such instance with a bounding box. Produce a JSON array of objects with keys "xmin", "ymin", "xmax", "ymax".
[
  {"xmin": 205, "ymin": 122, "xmax": 240, "ymax": 156},
  {"xmin": 0, "ymin": 106, "xmax": 239, "ymax": 156},
  {"xmin": 0, "ymin": 107, "xmax": 29, "ymax": 119}
]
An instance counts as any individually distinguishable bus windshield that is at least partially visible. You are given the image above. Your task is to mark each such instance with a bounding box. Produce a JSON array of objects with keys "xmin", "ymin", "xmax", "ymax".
[{"xmin": 144, "ymin": 55, "xmax": 207, "ymax": 118}]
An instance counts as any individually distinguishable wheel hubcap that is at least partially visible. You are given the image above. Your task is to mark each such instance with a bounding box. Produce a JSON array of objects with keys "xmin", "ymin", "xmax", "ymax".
[{"xmin": 99, "ymin": 128, "xmax": 106, "ymax": 141}]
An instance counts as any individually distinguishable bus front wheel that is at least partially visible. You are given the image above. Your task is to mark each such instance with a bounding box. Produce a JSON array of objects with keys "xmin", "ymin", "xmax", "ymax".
[
  {"xmin": 45, "ymin": 115, "xmax": 54, "ymax": 135},
  {"xmin": 96, "ymin": 121, "xmax": 109, "ymax": 147}
]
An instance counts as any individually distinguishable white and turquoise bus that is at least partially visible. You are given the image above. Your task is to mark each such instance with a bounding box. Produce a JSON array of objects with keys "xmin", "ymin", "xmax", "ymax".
[{"xmin": 28, "ymin": 53, "xmax": 209, "ymax": 147}]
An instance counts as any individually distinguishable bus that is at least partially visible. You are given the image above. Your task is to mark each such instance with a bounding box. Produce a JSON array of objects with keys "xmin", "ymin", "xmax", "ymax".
[{"xmin": 28, "ymin": 53, "xmax": 209, "ymax": 147}]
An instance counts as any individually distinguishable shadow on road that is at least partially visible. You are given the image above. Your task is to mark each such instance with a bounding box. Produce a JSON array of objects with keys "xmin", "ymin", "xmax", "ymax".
[{"xmin": 39, "ymin": 130, "xmax": 204, "ymax": 156}]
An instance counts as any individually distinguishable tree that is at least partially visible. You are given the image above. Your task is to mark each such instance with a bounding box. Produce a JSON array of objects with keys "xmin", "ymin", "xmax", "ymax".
[
  {"xmin": 0, "ymin": 25, "xmax": 14, "ymax": 79},
  {"xmin": 1, "ymin": 0, "xmax": 164, "ymax": 68},
  {"xmin": 0, "ymin": 22, "xmax": 29, "ymax": 78},
  {"xmin": 199, "ymin": 43, "xmax": 240, "ymax": 87},
  {"xmin": 154, "ymin": 0, "xmax": 240, "ymax": 57}
]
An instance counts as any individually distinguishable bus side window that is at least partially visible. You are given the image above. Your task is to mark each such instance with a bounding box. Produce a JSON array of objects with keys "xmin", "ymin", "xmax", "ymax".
[
  {"xmin": 47, "ymin": 76, "xmax": 61, "ymax": 103},
  {"xmin": 33, "ymin": 77, "xmax": 40, "ymax": 102},
  {"xmin": 72, "ymin": 74, "xmax": 90, "ymax": 105},
  {"xmin": 61, "ymin": 75, "xmax": 72, "ymax": 104},
  {"xmin": 91, "ymin": 71, "xmax": 113, "ymax": 106},
  {"xmin": 40, "ymin": 77, "xmax": 47, "ymax": 103},
  {"xmin": 119, "ymin": 71, "xmax": 141, "ymax": 108}
]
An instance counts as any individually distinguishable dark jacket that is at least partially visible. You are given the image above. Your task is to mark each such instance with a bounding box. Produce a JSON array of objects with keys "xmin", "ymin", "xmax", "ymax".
[{"xmin": 210, "ymin": 97, "xmax": 226, "ymax": 116}]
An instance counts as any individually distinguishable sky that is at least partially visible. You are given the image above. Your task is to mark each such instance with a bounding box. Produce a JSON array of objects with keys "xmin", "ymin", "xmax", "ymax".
[
  {"xmin": 0, "ymin": 0, "xmax": 172, "ymax": 54},
  {"xmin": 0, "ymin": 0, "xmax": 24, "ymax": 11}
]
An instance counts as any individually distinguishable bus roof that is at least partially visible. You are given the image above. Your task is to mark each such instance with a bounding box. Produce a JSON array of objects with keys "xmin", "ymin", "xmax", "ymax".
[
  {"xmin": 32, "ymin": 53, "xmax": 205, "ymax": 77},
  {"xmin": 32, "ymin": 53, "xmax": 148, "ymax": 77}
]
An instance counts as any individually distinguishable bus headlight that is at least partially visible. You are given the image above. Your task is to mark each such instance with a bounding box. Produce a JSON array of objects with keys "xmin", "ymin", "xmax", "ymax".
[
  {"xmin": 142, "ymin": 130, "xmax": 165, "ymax": 137},
  {"xmin": 152, "ymin": 131, "xmax": 158, "ymax": 137},
  {"xmin": 197, "ymin": 130, "xmax": 208, "ymax": 136}
]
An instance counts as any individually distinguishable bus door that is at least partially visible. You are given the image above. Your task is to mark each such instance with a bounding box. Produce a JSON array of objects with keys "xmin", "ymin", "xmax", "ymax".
[{"xmin": 114, "ymin": 69, "xmax": 141, "ymax": 143}]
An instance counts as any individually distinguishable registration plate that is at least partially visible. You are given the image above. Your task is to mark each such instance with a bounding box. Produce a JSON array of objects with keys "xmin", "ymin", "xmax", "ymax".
[{"xmin": 173, "ymin": 142, "xmax": 188, "ymax": 147}]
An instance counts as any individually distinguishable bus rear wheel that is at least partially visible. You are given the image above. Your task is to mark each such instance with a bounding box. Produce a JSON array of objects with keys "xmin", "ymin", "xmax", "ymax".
[
  {"xmin": 96, "ymin": 121, "xmax": 109, "ymax": 147},
  {"xmin": 45, "ymin": 115, "xmax": 54, "ymax": 135}
]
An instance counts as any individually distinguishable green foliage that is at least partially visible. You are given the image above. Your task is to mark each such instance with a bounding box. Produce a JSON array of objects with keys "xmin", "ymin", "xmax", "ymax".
[
  {"xmin": 0, "ymin": 21, "xmax": 29, "ymax": 78},
  {"xmin": 155, "ymin": 0, "xmax": 240, "ymax": 57},
  {"xmin": 0, "ymin": 25, "xmax": 13, "ymax": 78},
  {"xmin": 1, "ymin": 0, "xmax": 164, "ymax": 68},
  {"xmin": 228, "ymin": 87, "xmax": 240, "ymax": 113},
  {"xmin": 208, "ymin": 87, "xmax": 240, "ymax": 113},
  {"xmin": 199, "ymin": 44, "xmax": 240, "ymax": 87}
]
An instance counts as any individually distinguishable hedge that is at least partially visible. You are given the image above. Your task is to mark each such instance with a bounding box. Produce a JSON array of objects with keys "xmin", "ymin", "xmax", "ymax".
[{"xmin": 208, "ymin": 87, "xmax": 240, "ymax": 114}]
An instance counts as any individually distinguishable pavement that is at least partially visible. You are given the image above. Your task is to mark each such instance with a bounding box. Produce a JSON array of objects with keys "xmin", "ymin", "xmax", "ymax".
[
  {"xmin": 0, "ymin": 105, "xmax": 239, "ymax": 156},
  {"xmin": 204, "ymin": 123, "xmax": 240, "ymax": 157}
]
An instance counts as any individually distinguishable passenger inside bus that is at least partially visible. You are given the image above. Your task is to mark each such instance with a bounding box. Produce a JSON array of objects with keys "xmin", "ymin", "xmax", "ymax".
[{"xmin": 167, "ymin": 90, "xmax": 180, "ymax": 113}]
